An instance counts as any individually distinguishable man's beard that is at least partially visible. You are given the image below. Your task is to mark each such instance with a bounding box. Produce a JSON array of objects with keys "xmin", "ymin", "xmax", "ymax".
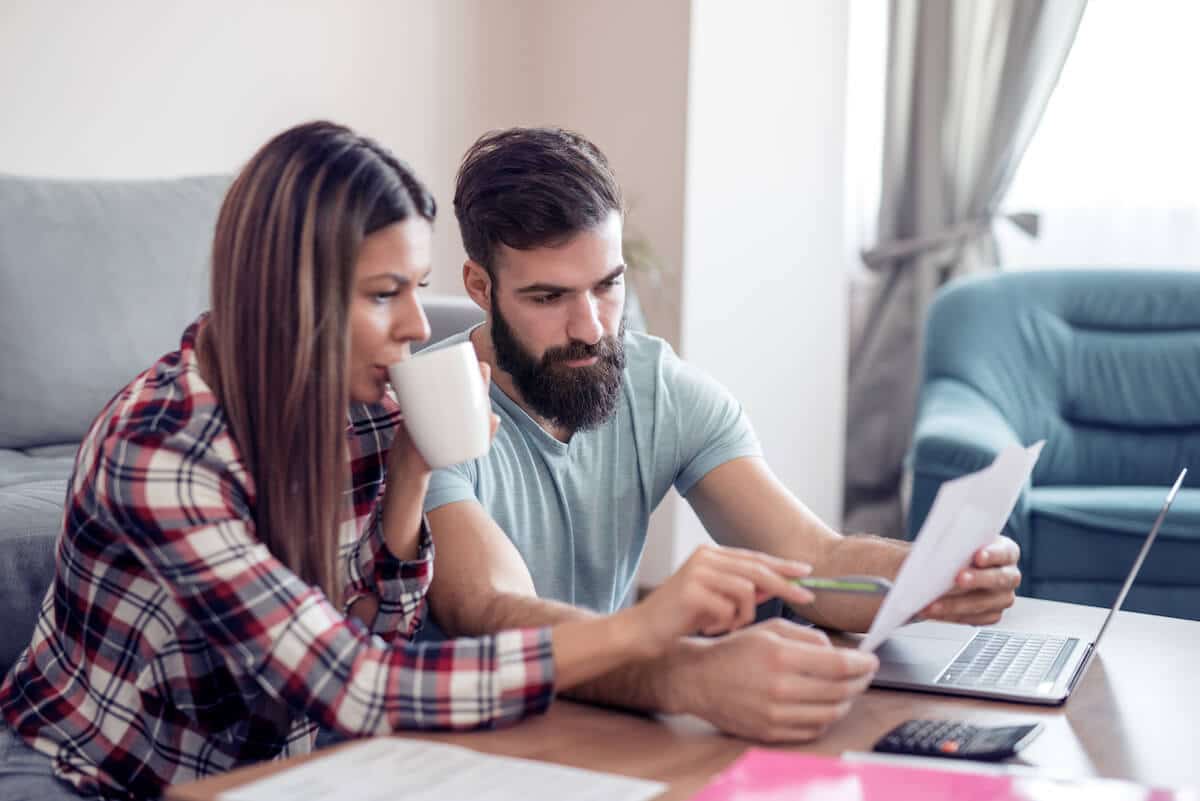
[{"xmin": 491, "ymin": 300, "xmax": 626, "ymax": 431}]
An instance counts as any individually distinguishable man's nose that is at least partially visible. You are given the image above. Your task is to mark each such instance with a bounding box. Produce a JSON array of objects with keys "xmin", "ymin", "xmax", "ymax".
[{"xmin": 566, "ymin": 294, "xmax": 603, "ymax": 345}]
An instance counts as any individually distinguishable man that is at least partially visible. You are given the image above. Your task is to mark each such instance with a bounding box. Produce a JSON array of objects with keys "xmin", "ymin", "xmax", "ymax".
[{"xmin": 422, "ymin": 127, "xmax": 1022, "ymax": 742}]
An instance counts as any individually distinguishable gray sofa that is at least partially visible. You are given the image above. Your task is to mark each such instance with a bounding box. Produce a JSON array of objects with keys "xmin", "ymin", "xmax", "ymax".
[{"xmin": 0, "ymin": 173, "xmax": 484, "ymax": 678}]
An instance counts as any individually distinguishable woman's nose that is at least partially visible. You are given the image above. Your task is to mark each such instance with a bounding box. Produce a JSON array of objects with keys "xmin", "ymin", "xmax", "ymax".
[{"xmin": 393, "ymin": 294, "xmax": 431, "ymax": 346}]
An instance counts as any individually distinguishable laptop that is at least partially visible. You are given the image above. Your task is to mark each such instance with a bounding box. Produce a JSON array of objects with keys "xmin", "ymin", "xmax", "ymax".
[{"xmin": 871, "ymin": 468, "xmax": 1187, "ymax": 705}]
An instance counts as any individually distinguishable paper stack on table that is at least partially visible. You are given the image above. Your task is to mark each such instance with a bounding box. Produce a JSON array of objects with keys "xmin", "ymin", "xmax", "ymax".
[
  {"xmin": 859, "ymin": 442, "xmax": 1044, "ymax": 653},
  {"xmin": 219, "ymin": 737, "xmax": 666, "ymax": 801}
]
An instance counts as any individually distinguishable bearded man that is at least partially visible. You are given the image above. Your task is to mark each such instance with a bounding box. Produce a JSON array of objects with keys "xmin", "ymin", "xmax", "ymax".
[{"xmin": 419, "ymin": 127, "xmax": 1023, "ymax": 743}]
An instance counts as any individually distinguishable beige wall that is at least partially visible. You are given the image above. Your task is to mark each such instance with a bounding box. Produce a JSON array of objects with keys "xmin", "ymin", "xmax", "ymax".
[
  {"xmin": 424, "ymin": 0, "xmax": 692, "ymax": 343},
  {"xmin": 534, "ymin": 0, "xmax": 691, "ymax": 345}
]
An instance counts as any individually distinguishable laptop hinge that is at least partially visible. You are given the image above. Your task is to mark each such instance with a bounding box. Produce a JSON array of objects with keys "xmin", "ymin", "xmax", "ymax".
[{"xmin": 1066, "ymin": 642, "xmax": 1095, "ymax": 692}]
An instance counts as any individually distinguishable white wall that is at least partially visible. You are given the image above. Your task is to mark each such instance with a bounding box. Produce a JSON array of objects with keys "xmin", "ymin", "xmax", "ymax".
[
  {"xmin": 0, "ymin": 3, "xmax": 438, "ymax": 175},
  {"xmin": 665, "ymin": 0, "xmax": 850, "ymax": 571}
]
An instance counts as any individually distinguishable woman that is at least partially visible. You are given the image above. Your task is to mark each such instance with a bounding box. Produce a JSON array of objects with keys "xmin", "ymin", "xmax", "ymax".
[{"xmin": 0, "ymin": 121, "xmax": 813, "ymax": 800}]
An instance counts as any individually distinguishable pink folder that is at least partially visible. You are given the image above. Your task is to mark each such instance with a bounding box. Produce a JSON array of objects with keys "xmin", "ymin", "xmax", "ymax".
[{"xmin": 689, "ymin": 749, "xmax": 1184, "ymax": 801}]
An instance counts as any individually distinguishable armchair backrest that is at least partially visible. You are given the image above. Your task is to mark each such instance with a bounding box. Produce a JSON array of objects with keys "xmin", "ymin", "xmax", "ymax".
[{"xmin": 923, "ymin": 270, "xmax": 1200, "ymax": 487}]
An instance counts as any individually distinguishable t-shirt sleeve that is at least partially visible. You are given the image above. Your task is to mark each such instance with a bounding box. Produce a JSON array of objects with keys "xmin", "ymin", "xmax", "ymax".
[
  {"xmin": 664, "ymin": 351, "xmax": 762, "ymax": 496},
  {"xmin": 423, "ymin": 460, "xmax": 479, "ymax": 514}
]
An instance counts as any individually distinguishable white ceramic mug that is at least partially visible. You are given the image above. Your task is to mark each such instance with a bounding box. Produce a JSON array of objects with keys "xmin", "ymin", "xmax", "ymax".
[{"xmin": 387, "ymin": 341, "xmax": 491, "ymax": 469}]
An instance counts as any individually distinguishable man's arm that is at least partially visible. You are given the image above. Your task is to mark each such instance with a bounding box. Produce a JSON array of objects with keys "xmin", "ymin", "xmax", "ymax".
[
  {"xmin": 426, "ymin": 499, "xmax": 691, "ymax": 712},
  {"xmin": 426, "ymin": 499, "xmax": 878, "ymax": 742},
  {"xmin": 685, "ymin": 457, "xmax": 1021, "ymax": 631}
]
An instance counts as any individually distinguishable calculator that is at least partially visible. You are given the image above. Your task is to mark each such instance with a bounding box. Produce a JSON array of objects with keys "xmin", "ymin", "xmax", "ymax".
[{"xmin": 873, "ymin": 719, "xmax": 1044, "ymax": 761}]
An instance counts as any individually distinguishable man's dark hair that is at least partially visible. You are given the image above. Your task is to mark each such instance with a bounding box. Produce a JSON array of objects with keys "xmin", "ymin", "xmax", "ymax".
[{"xmin": 453, "ymin": 127, "xmax": 624, "ymax": 275}]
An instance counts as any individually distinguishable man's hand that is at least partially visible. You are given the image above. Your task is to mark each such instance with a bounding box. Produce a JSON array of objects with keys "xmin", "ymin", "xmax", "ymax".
[
  {"xmin": 920, "ymin": 535, "xmax": 1022, "ymax": 626},
  {"xmin": 671, "ymin": 619, "xmax": 878, "ymax": 743}
]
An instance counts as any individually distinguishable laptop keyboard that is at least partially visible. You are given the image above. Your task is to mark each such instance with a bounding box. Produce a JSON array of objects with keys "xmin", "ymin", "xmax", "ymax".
[{"xmin": 936, "ymin": 630, "xmax": 1074, "ymax": 690}]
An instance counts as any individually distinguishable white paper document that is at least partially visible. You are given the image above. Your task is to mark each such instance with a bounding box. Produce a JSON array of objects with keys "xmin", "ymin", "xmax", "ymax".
[
  {"xmin": 218, "ymin": 737, "xmax": 667, "ymax": 801},
  {"xmin": 859, "ymin": 441, "xmax": 1044, "ymax": 652}
]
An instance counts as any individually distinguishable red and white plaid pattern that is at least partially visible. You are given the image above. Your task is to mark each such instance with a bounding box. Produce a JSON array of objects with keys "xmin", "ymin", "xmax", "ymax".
[{"xmin": 0, "ymin": 317, "xmax": 554, "ymax": 800}]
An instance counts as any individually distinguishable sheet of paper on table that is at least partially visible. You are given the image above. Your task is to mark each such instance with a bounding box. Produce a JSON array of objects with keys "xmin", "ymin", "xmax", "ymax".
[
  {"xmin": 859, "ymin": 441, "xmax": 1044, "ymax": 653},
  {"xmin": 218, "ymin": 737, "xmax": 667, "ymax": 801}
]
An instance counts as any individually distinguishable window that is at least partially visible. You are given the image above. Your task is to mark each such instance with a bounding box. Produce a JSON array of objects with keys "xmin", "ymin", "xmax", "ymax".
[{"xmin": 998, "ymin": 1, "xmax": 1200, "ymax": 269}]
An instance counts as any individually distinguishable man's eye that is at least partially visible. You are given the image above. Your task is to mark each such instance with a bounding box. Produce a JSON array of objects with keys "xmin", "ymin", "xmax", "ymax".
[
  {"xmin": 598, "ymin": 279, "xmax": 623, "ymax": 292},
  {"xmin": 533, "ymin": 294, "xmax": 561, "ymax": 305}
]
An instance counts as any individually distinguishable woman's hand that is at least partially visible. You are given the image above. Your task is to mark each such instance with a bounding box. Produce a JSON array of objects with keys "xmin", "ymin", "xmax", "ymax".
[
  {"xmin": 627, "ymin": 545, "xmax": 816, "ymax": 659},
  {"xmin": 380, "ymin": 360, "xmax": 499, "ymax": 559},
  {"xmin": 385, "ymin": 411, "xmax": 431, "ymax": 479}
]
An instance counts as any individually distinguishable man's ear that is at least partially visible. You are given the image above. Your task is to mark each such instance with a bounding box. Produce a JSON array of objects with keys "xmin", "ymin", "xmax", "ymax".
[{"xmin": 463, "ymin": 260, "xmax": 493, "ymax": 312}]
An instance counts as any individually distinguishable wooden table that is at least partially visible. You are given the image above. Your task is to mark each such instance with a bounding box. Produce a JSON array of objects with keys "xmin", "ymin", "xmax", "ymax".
[{"xmin": 168, "ymin": 598, "xmax": 1200, "ymax": 800}]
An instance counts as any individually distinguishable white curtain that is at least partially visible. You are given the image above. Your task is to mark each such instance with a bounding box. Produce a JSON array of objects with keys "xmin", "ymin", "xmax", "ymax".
[{"xmin": 843, "ymin": 0, "xmax": 1086, "ymax": 536}]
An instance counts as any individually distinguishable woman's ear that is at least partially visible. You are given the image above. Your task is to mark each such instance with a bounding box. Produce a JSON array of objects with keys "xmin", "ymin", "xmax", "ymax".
[{"xmin": 463, "ymin": 260, "xmax": 493, "ymax": 310}]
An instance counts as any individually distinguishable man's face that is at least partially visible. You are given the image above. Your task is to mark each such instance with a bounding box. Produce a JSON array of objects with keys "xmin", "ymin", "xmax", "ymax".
[{"xmin": 488, "ymin": 210, "xmax": 627, "ymax": 430}]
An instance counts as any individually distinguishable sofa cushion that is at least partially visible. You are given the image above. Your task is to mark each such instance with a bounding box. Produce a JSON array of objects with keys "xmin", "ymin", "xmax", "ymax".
[
  {"xmin": 0, "ymin": 174, "xmax": 229, "ymax": 450},
  {"xmin": 1028, "ymin": 486, "xmax": 1200, "ymax": 587},
  {"xmin": 0, "ymin": 480, "xmax": 65, "ymax": 677},
  {"xmin": 0, "ymin": 447, "xmax": 76, "ymax": 489}
]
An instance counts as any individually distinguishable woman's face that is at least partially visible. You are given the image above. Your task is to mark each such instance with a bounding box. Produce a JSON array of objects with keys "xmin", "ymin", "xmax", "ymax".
[{"xmin": 348, "ymin": 219, "xmax": 434, "ymax": 404}]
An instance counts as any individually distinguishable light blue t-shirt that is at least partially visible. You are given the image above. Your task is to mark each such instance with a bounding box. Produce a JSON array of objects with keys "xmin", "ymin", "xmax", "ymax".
[{"xmin": 423, "ymin": 327, "xmax": 761, "ymax": 613}]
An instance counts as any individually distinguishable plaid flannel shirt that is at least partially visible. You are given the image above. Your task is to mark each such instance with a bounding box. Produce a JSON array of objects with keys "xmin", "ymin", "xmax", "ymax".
[{"xmin": 0, "ymin": 317, "xmax": 554, "ymax": 800}]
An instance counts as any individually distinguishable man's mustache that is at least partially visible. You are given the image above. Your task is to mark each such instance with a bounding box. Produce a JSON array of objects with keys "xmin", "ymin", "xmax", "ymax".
[{"xmin": 542, "ymin": 337, "xmax": 621, "ymax": 366}]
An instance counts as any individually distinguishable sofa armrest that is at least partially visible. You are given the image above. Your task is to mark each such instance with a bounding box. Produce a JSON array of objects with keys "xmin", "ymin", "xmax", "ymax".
[{"xmin": 906, "ymin": 379, "xmax": 1033, "ymax": 567}]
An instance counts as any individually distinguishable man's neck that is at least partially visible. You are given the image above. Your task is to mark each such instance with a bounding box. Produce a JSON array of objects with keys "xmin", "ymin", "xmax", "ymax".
[{"xmin": 469, "ymin": 325, "xmax": 575, "ymax": 443}]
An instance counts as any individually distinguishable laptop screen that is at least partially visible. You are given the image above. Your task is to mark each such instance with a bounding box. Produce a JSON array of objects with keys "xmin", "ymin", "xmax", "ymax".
[{"xmin": 1092, "ymin": 468, "xmax": 1187, "ymax": 648}]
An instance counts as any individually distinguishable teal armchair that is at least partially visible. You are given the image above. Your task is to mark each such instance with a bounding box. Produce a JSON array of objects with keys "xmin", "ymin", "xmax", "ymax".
[{"xmin": 908, "ymin": 270, "xmax": 1200, "ymax": 620}]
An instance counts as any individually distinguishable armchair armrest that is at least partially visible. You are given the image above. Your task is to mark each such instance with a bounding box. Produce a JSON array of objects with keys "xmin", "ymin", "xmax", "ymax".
[{"xmin": 906, "ymin": 379, "xmax": 1033, "ymax": 565}]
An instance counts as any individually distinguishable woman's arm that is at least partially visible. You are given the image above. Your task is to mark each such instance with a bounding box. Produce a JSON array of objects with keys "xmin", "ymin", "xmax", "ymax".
[
  {"xmin": 378, "ymin": 417, "xmax": 431, "ymax": 560},
  {"xmin": 341, "ymin": 406, "xmax": 432, "ymax": 639},
  {"xmin": 345, "ymin": 363, "xmax": 502, "ymax": 634},
  {"xmin": 105, "ymin": 429, "xmax": 555, "ymax": 735},
  {"xmin": 550, "ymin": 545, "xmax": 816, "ymax": 690}
]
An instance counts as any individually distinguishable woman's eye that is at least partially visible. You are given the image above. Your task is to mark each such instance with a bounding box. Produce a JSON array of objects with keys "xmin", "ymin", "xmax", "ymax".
[
  {"xmin": 373, "ymin": 291, "xmax": 398, "ymax": 304},
  {"xmin": 417, "ymin": 280, "xmax": 431, "ymax": 289}
]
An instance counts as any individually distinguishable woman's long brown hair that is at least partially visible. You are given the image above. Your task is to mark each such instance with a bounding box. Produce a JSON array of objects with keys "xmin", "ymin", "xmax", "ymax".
[{"xmin": 200, "ymin": 121, "xmax": 435, "ymax": 603}]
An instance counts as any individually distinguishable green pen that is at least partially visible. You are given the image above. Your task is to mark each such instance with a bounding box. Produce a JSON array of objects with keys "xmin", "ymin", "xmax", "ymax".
[{"xmin": 792, "ymin": 575, "xmax": 893, "ymax": 595}]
